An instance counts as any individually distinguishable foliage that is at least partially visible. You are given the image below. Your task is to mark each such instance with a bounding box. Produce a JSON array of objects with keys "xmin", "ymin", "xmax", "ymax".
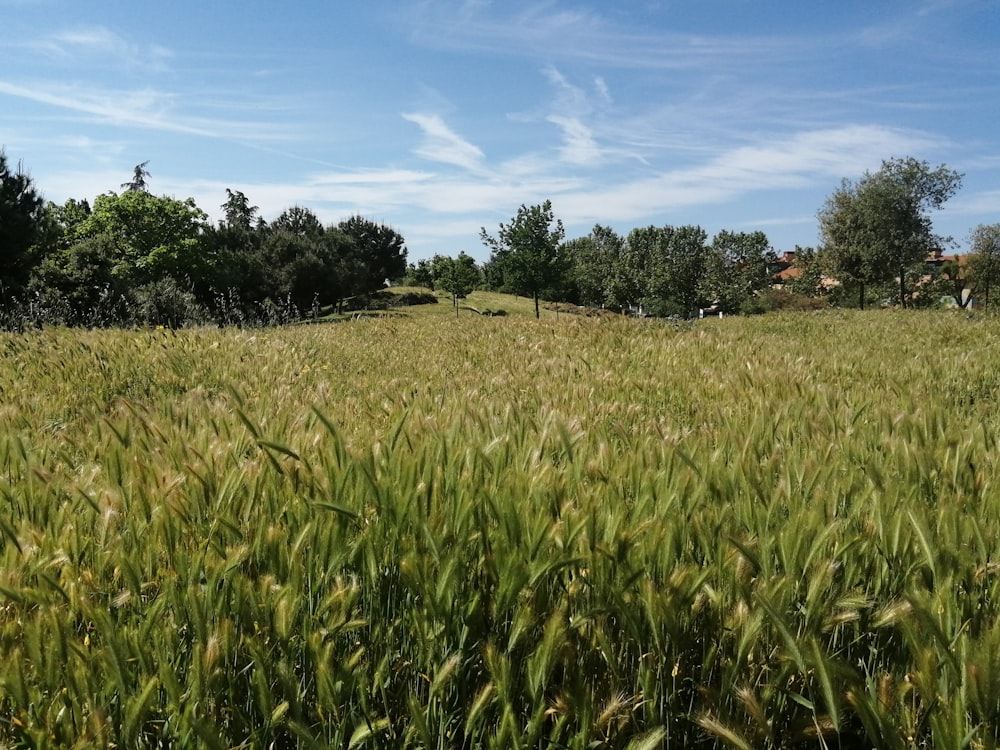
[
  {"xmin": 0, "ymin": 152, "xmax": 984, "ymax": 327},
  {"xmin": 27, "ymin": 234, "xmax": 125, "ymax": 325},
  {"xmin": 819, "ymin": 158, "xmax": 962, "ymax": 308},
  {"xmin": 965, "ymin": 223, "xmax": 1000, "ymax": 310},
  {"xmin": 431, "ymin": 252, "xmax": 481, "ymax": 314},
  {"xmin": 648, "ymin": 224, "xmax": 710, "ymax": 316},
  {"xmin": 272, "ymin": 205, "xmax": 323, "ymax": 238},
  {"xmin": 120, "ymin": 161, "xmax": 151, "ymax": 193},
  {"xmin": 337, "ymin": 215, "xmax": 408, "ymax": 292},
  {"xmin": 481, "ymin": 200, "xmax": 566, "ymax": 318},
  {"xmin": 260, "ymin": 224, "xmax": 358, "ymax": 312},
  {"xmin": 3, "ymin": 313, "xmax": 1000, "ymax": 747},
  {"xmin": 0, "ymin": 149, "xmax": 45, "ymax": 296},
  {"xmin": 128, "ymin": 277, "xmax": 208, "ymax": 328},
  {"xmin": 701, "ymin": 230, "xmax": 776, "ymax": 314},
  {"xmin": 404, "ymin": 258, "xmax": 435, "ymax": 289},
  {"xmin": 76, "ymin": 190, "xmax": 210, "ymax": 286},
  {"xmin": 751, "ymin": 287, "xmax": 830, "ymax": 313},
  {"xmin": 220, "ymin": 188, "xmax": 260, "ymax": 232}
]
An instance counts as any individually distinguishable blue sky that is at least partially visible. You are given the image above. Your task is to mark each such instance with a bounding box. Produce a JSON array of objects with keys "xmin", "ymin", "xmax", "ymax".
[{"xmin": 2, "ymin": 0, "xmax": 998, "ymax": 262}]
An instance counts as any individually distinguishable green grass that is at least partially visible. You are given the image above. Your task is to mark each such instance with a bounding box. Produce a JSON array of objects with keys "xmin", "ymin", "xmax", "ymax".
[
  {"xmin": 2, "ymin": 310, "xmax": 1000, "ymax": 748},
  {"xmin": 322, "ymin": 287, "xmax": 568, "ymax": 321}
]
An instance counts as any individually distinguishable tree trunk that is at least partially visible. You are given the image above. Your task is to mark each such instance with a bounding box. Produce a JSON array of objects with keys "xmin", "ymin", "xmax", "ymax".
[
  {"xmin": 533, "ymin": 291, "xmax": 540, "ymax": 319},
  {"xmin": 899, "ymin": 264, "xmax": 906, "ymax": 308},
  {"xmin": 859, "ymin": 282, "xmax": 865, "ymax": 310}
]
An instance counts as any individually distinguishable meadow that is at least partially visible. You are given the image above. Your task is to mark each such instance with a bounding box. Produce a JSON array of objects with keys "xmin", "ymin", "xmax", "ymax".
[{"xmin": 1, "ymin": 296, "xmax": 1000, "ymax": 748}]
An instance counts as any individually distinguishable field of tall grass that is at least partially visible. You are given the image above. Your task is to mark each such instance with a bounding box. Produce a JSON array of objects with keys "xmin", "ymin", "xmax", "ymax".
[{"xmin": 2, "ymin": 305, "xmax": 1000, "ymax": 748}]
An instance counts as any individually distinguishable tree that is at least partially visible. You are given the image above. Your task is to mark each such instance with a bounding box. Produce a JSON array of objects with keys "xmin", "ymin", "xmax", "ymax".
[
  {"xmin": 221, "ymin": 189, "xmax": 260, "ymax": 231},
  {"xmin": 0, "ymin": 149, "xmax": 45, "ymax": 297},
  {"xmin": 121, "ymin": 161, "xmax": 151, "ymax": 193},
  {"xmin": 647, "ymin": 224, "xmax": 709, "ymax": 316},
  {"xmin": 273, "ymin": 205, "xmax": 323, "ymax": 238},
  {"xmin": 337, "ymin": 216, "xmax": 408, "ymax": 292},
  {"xmin": 565, "ymin": 225, "xmax": 624, "ymax": 308},
  {"xmin": 481, "ymin": 200, "xmax": 566, "ymax": 319},
  {"xmin": 432, "ymin": 252, "xmax": 481, "ymax": 316},
  {"xmin": 701, "ymin": 230, "xmax": 775, "ymax": 314},
  {"xmin": 819, "ymin": 158, "xmax": 962, "ymax": 308},
  {"xmin": 76, "ymin": 190, "xmax": 209, "ymax": 286},
  {"xmin": 260, "ymin": 225, "xmax": 359, "ymax": 312},
  {"xmin": 405, "ymin": 258, "xmax": 435, "ymax": 289},
  {"xmin": 28, "ymin": 234, "xmax": 124, "ymax": 325},
  {"xmin": 965, "ymin": 223, "xmax": 1000, "ymax": 310},
  {"xmin": 784, "ymin": 246, "xmax": 826, "ymax": 298},
  {"xmin": 605, "ymin": 228, "xmax": 652, "ymax": 313}
]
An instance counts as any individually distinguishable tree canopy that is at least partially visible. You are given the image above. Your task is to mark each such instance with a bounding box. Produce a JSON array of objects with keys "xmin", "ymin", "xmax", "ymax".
[
  {"xmin": 965, "ymin": 223, "xmax": 1000, "ymax": 310},
  {"xmin": 481, "ymin": 200, "xmax": 566, "ymax": 319},
  {"xmin": 78, "ymin": 190, "xmax": 209, "ymax": 286},
  {"xmin": 819, "ymin": 158, "xmax": 962, "ymax": 308},
  {"xmin": 0, "ymin": 149, "xmax": 45, "ymax": 296},
  {"xmin": 432, "ymin": 252, "xmax": 481, "ymax": 315}
]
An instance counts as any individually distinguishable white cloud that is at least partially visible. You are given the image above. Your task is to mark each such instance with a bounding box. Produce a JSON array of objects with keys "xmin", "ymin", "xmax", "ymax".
[
  {"xmin": 543, "ymin": 66, "xmax": 589, "ymax": 113},
  {"xmin": 0, "ymin": 79, "xmax": 286, "ymax": 141},
  {"xmin": 401, "ymin": 2, "xmax": 808, "ymax": 71},
  {"xmin": 547, "ymin": 115, "xmax": 601, "ymax": 165},
  {"xmin": 594, "ymin": 76, "xmax": 612, "ymax": 105},
  {"xmin": 29, "ymin": 25, "xmax": 172, "ymax": 72},
  {"xmin": 941, "ymin": 189, "xmax": 1000, "ymax": 217},
  {"xmin": 401, "ymin": 113, "xmax": 486, "ymax": 172}
]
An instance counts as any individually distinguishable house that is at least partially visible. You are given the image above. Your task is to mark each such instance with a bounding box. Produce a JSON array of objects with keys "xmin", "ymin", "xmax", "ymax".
[{"xmin": 772, "ymin": 251, "xmax": 802, "ymax": 283}]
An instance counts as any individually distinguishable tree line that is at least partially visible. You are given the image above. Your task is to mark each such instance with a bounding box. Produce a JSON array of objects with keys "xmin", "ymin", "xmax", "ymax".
[
  {"xmin": 447, "ymin": 158, "xmax": 997, "ymax": 317},
  {"xmin": 0, "ymin": 153, "xmax": 407, "ymax": 329},
  {"xmin": 4, "ymin": 149, "xmax": 1000, "ymax": 327}
]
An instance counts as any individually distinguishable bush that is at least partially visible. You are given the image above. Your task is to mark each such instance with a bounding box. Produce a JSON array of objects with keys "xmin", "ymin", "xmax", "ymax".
[
  {"xmin": 743, "ymin": 288, "xmax": 830, "ymax": 314},
  {"xmin": 129, "ymin": 278, "xmax": 208, "ymax": 328}
]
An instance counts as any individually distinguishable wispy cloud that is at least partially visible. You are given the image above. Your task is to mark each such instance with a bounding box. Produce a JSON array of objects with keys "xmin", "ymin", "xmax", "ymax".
[
  {"xmin": 943, "ymin": 189, "xmax": 1000, "ymax": 217},
  {"xmin": 546, "ymin": 115, "xmax": 601, "ymax": 165},
  {"xmin": 178, "ymin": 124, "xmax": 944, "ymax": 228},
  {"xmin": 0, "ymin": 79, "xmax": 286, "ymax": 141},
  {"xmin": 401, "ymin": 2, "xmax": 810, "ymax": 71},
  {"xmin": 28, "ymin": 25, "xmax": 173, "ymax": 72},
  {"xmin": 539, "ymin": 67, "xmax": 612, "ymax": 166},
  {"xmin": 401, "ymin": 113, "xmax": 486, "ymax": 172},
  {"xmin": 541, "ymin": 124, "xmax": 949, "ymax": 228}
]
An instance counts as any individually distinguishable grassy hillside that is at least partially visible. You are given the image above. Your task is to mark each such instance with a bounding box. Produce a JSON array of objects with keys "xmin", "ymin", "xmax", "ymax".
[
  {"xmin": 2, "ymin": 311, "xmax": 1000, "ymax": 748},
  {"xmin": 336, "ymin": 287, "xmax": 572, "ymax": 321}
]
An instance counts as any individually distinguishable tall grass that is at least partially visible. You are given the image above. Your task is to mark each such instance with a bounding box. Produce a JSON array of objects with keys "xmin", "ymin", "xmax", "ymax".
[{"xmin": 1, "ymin": 310, "xmax": 1000, "ymax": 747}]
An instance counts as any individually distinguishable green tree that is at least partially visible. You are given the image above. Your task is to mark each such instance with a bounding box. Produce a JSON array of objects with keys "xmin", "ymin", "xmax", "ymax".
[
  {"xmin": 337, "ymin": 215, "xmax": 408, "ymax": 292},
  {"xmin": 648, "ymin": 224, "xmax": 709, "ymax": 316},
  {"xmin": 965, "ymin": 223, "xmax": 1000, "ymax": 310},
  {"xmin": 221, "ymin": 189, "xmax": 260, "ymax": 231},
  {"xmin": 785, "ymin": 246, "xmax": 826, "ymax": 298},
  {"xmin": 565, "ymin": 225, "xmax": 624, "ymax": 308},
  {"xmin": 0, "ymin": 149, "xmax": 45, "ymax": 297},
  {"xmin": 819, "ymin": 158, "xmax": 962, "ymax": 308},
  {"xmin": 273, "ymin": 205, "xmax": 323, "ymax": 238},
  {"xmin": 28, "ymin": 234, "xmax": 123, "ymax": 325},
  {"xmin": 605, "ymin": 228, "xmax": 652, "ymax": 313},
  {"xmin": 405, "ymin": 258, "xmax": 435, "ymax": 289},
  {"xmin": 432, "ymin": 252, "xmax": 481, "ymax": 316},
  {"xmin": 260, "ymin": 226, "xmax": 357, "ymax": 312},
  {"xmin": 481, "ymin": 200, "xmax": 566, "ymax": 319},
  {"xmin": 197, "ymin": 219, "xmax": 270, "ymax": 316},
  {"xmin": 701, "ymin": 230, "xmax": 775, "ymax": 314},
  {"xmin": 76, "ymin": 190, "xmax": 209, "ymax": 286},
  {"xmin": 121, "ymin": 161, "xmax": 151, "ymax": 193}
]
